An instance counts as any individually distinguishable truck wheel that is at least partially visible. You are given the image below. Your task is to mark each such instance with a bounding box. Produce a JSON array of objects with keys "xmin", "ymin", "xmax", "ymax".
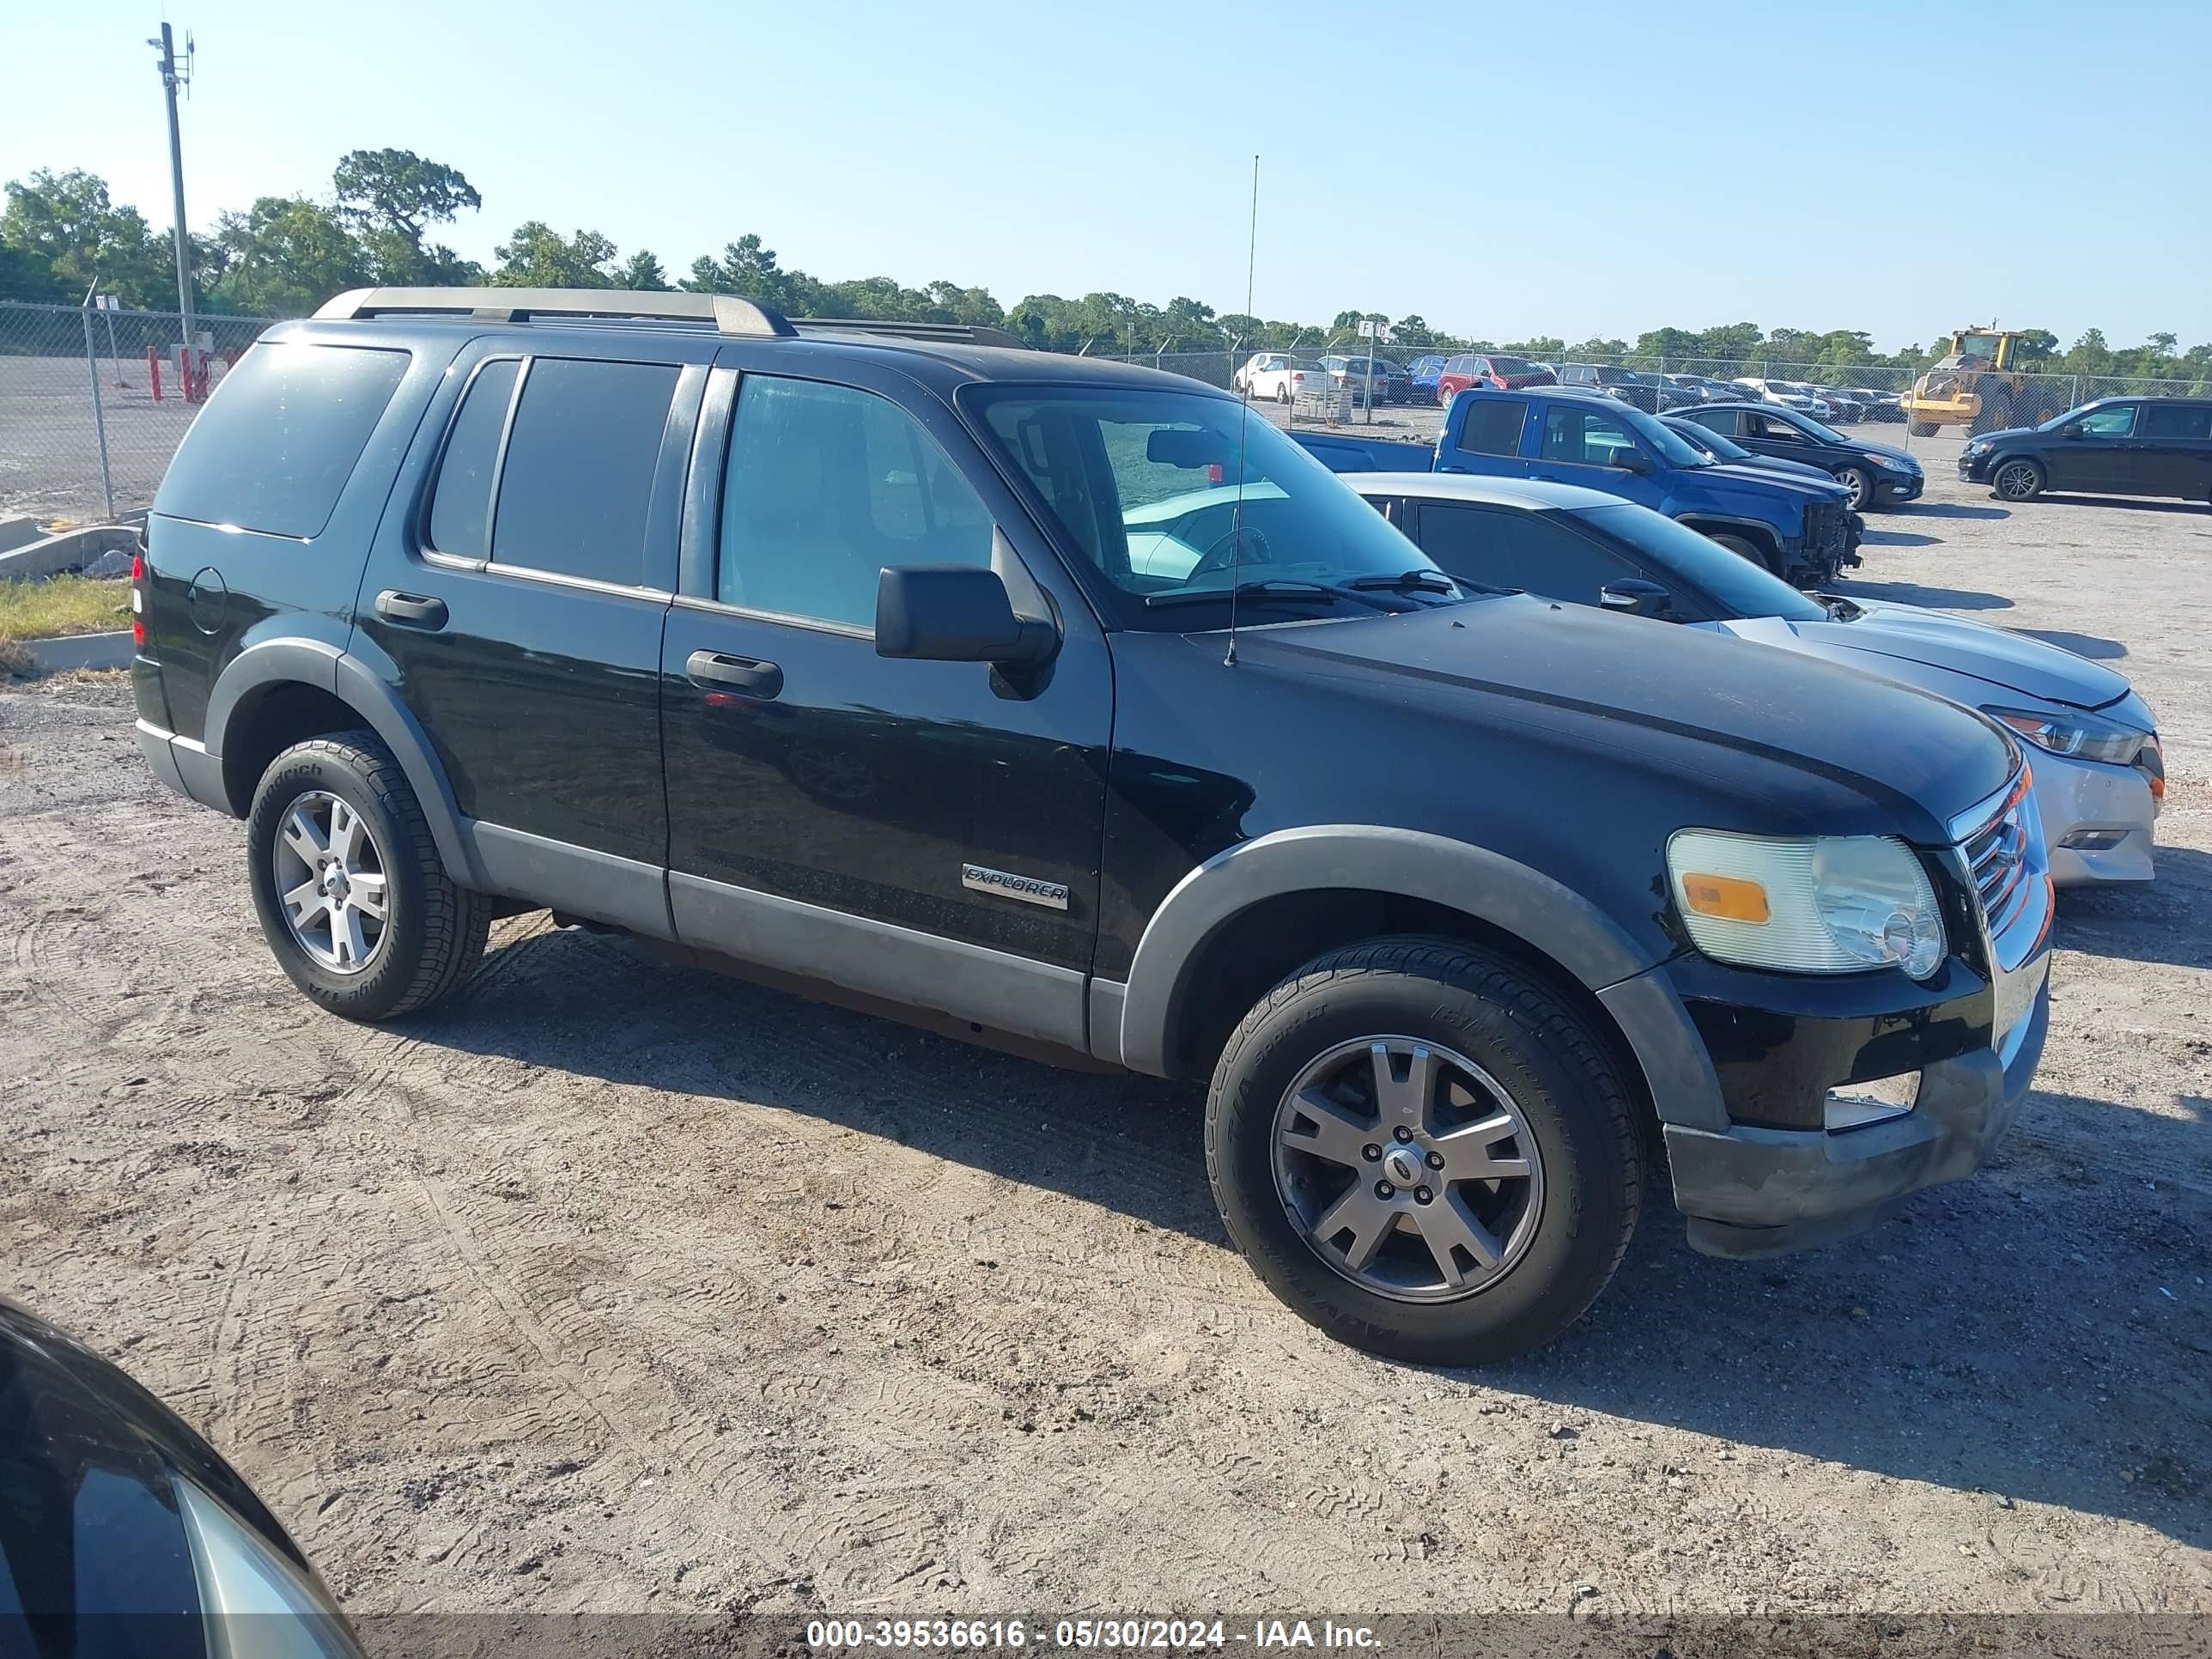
[
  {"xmin": 1909, "ymin": 422, "xmax": 1938, "ymax": 438},
  {"xmin": 1707, "ymin": 532, "xmax": 1780, "ymax": 579},
  {"xmin": 1834, "ymin": 464, "xmax": 1873, "ymax": 510},
  {"xmin": 1205, "ymin": 937, "xmax": 1642, "ymax": 1364},
  {"xmin": 1970, "ymin": 392, "xmax": 2014, "ymax": 436},
  {"xmin": 1992, "ymin": 458, "xmax": 2045, "ymax": 501},
  {"xmin": 246, "ymin": 731, "xmax": 491, "ymax": 1023}
]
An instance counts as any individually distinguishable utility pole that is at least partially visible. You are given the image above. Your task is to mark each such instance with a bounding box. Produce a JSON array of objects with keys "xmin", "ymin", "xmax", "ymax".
[{"xmin": 150, "ymin": 22, "xmax": 195, "ymax": 351}]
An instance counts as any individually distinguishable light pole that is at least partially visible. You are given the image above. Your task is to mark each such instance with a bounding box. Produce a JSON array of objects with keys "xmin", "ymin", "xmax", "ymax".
[{"xmin": 149, "ymin": 23, "xmax": 196, "ymax": 358}]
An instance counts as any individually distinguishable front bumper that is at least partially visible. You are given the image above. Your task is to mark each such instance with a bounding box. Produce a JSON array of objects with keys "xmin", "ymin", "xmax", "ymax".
[
  {"xmin": 1662, "ymin": 962, "xmax": 2048, "ymax": 1257},
  {"xmin": 2032, "ymin": 746, "xmax": 2158, "ymax": 885},
  {"xmin": 1875, "ymin": 470, "xmax": 1923, "ymax": 503},
  {"xmin": 1957, "ymin": 449, "xmax": 1997, "ymax": 482}
]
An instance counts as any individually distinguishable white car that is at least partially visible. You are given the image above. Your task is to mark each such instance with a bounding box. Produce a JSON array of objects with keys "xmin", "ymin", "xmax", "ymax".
[
  {"xmin": 1350, "ymin": 471, "xmax": 2163, "ymax": 885},
  {"xmin": 1733, "ymin": 377, "xmax": 1827, "ymax": 416},
  {"xmin": 1235, "ymin": 352, "xmax": 1334, "ymax": 404}
]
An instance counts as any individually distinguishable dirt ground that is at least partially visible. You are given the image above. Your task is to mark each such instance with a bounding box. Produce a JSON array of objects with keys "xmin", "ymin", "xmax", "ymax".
[{"xmin": 1, "ymin": 465, "xmax": 2207, "ymax": 1626}]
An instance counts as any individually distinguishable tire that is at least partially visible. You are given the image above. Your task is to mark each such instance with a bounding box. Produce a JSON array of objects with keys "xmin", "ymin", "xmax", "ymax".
[
  {"xmin": 1909, "ymin": 421, "xmax": 1939, "ymax": 438},
  {"xmin": 1970, "ymin": 390, "xmax": 2014, "ymax": 437},
  {"xmin": 1205, "ymin": 936, "xmax": 1642, "ymax": 1364},
  {"xmin": 1276, "ymin": 383, "xmax": 1291, "ymax": 405},
  {"xmin": 1834, "ymin": 464, "xmax": 1874, "ymax": 511},
  {"xmin": 1991, "ymin": 457, "xmax": 2045, "ymax": 502},
  {"xmin": 246, "ymin": 731, "xmax": 491, "ymax": 1022},
  {"xmin": 1707, "ymin": 531, "xmax": 1780, "ymax": 579}
]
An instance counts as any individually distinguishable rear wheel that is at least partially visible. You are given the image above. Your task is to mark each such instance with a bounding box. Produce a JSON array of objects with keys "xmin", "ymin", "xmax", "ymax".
[
  {"xmin": 1909, "ymin": 421, "xmax": 1939, "ymax": 438},
  {"xmin": 1834, "ymin": 464, "xmax": 1873, "ymax": 510},
  {"xmin": 1276, "ymin": 382, "xmax": 1291, "ymax": 405},
  {"xmin": 1206, "ymin": 937, "xmax": 1642, "ymax": 1364},
  {"xmin": 246, "ymin": 732, "xmax": 490, "ymax": 1022},
  {"xmin": 1992, "ymin": 458, "xmax": 2045, "ymax": 502}
]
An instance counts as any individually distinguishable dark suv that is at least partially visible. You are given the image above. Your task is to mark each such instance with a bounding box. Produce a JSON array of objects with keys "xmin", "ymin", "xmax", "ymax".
[
  {"xmin": 1960, "ymin": 397, "xmax": 2212, "ymax": 503},
  {"xmin": 134, "ymin": 287, "xmax": 2052, "ymax": 1364}
]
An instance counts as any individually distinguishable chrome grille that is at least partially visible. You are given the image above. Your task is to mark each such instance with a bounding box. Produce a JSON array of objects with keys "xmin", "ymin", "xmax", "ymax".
[
  {"xmin": 1966, "ymin": 808, "xmax": 2033, "ymax": 938},
  {"xmin": 1951, "ymin": 763, "xmax": 2051, "ymax": 975}
]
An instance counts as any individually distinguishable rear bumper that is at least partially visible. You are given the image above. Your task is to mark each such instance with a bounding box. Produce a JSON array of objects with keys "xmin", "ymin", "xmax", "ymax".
[{"xmin": 136, "ymin": 717, "xmax": 229, "ymax": 814}]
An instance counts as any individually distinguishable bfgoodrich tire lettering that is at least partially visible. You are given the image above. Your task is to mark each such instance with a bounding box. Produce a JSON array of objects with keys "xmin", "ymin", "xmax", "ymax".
[
  {"xmin": 1205, "ymin": 936, "xmax": 1642, "ymax": 1364},
  {"xmin": 246, "ymin": 730, "xmax": 490, "ymax": 1022}
]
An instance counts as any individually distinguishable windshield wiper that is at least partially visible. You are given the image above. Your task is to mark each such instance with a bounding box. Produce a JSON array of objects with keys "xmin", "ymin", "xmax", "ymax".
[
  {"xmin": 1146, "ymin": 579, "xmax": 1370, "ymax": 611},
  {"xmin": 1344, "ymin": 568, "xmax": 1461, "ymax": 595}
]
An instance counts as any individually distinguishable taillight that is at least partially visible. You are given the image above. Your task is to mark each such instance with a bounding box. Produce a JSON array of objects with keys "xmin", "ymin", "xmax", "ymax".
[
  {"xmin": 131, "ymin": 550, "xmax": 147, "ymax": 647},
  {"xmin": 1291, "ymin": 372, "xmax": 1305, "ymax": 382}
]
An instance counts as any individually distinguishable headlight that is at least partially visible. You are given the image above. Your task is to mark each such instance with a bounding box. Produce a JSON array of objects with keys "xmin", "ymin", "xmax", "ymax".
[
  {"xmin": 1984, "ymin": 705, "xmax": 2149, "ymax": 766},
  {"xmin": 1667, "ymin": 830, "xmax": 1945, "ymax": 979},
  {"xmin": 1962, "ymin": 438, "xmax": 1991, "ymax": 456}
]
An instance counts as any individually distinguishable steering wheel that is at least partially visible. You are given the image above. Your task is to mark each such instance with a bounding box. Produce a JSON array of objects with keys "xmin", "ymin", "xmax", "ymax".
[{"xmin": 1188, "ymin": 523, "xmax": 1271, "ymax": 580}]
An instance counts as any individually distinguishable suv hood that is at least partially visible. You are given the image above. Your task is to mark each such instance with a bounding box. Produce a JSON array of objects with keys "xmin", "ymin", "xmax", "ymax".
[
  {"xmin": 1231, "ymin": 597, "xmax": 2013, "ymax": 841},
  {"xmin": 1725, "ymin": 601, "xmax": 2135, "ymax": 711},
  {"xmin": 1966, "ymin": 424, "xmax": 2039, "ymax": 447}
]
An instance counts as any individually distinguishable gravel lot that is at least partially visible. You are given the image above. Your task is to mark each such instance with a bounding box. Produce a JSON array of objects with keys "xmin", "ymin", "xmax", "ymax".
[{"xmin": 1, "ymin": 464, "xmax": 2207, "ymax": 1626}]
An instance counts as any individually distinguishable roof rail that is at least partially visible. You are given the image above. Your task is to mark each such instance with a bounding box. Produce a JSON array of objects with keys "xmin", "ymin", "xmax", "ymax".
[
  {"xmin": 312, "ymin": 287, "xmax": 796, "ymax": 338},
  {"xmin": 790, "ymin": 317, "xmax": 1032, "ymax": 351}
]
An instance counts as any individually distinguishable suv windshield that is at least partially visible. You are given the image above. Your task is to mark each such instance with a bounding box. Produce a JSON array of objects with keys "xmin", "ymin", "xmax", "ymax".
[
  {"xmin": 1574, "ymin": 505, "xmax": 1827, "ymax": 623},
  {"xmin": 971, "ymin": 386, "xmax": 1456, "ymax": 627}
]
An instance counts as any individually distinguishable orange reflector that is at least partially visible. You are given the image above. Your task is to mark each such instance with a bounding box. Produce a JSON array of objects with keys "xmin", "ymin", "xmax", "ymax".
[
  {"xmin": 1681, "ymin": 872, "xmax": 1771, "ymax": 923},
  {"xmin": 2148, "ymin": 774, "xmax": 2166, "ymax": 802}
]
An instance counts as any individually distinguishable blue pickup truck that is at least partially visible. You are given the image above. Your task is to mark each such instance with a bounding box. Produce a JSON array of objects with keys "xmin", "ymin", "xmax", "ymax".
[{"xmin": 1295, "ymin": 386, "xmax": 1860, "ymax": 586}]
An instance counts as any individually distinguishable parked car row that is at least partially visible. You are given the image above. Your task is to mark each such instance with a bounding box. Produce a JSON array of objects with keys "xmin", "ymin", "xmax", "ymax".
[
  {"xmin": 1370, "ymin": 355, "xmax": 1908, "ymax": 423},
  {"xmin": 130, "ymin": 290, "xmax": 2151, "ymax": 1382}
]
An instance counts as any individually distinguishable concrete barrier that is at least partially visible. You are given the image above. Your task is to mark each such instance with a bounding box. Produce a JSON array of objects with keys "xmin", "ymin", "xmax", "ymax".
[
  {"xmin": 18, "ymin": 631, "xmax": 134, "ymax": 673},
  {"xmin": 0, "ymin": 525, "xmax": 140, "ymax": 584}
]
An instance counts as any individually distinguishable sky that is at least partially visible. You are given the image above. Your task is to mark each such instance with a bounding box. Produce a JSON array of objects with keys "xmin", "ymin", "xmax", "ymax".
[{"xmin": 8, "ymin": 0, "xmax": 2209, "ymax": 353}]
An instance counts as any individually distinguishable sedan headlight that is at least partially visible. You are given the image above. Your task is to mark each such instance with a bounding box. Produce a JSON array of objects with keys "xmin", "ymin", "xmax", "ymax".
[
  {"xmin": 1667, "ymin": 830, "xmax": 1945, "ymax": 980},
  {"xmin": 1866, "ymin": 450, "xmax": 1915, "ymax": 472},
  {"xmin": 1984, "ymin": 705, "xmax": 2149, "ymax": 767}
]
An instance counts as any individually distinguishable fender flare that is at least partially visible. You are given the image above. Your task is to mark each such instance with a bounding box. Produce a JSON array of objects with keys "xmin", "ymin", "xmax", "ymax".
[
  {"xmin": 202, "ymin": 639, "xmax": 478, "ymax": 886},
  {"xmin": 1116, "ymin": 824, "xmax": 1659, "ymax": 1080}
]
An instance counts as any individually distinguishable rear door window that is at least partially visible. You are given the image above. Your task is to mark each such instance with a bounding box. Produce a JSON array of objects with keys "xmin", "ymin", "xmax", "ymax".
[
  {"xmin": 425, "ymin": 358, "xmax": 520, "ymax": 561},
  {"xmin": 2140, "ymin": 404, "xmax": 2211, "ymax": 440},
  {"xmin": 154, "ymin": 341, "xmax": 409, "ymax": 538},
  {"xmin": 1453, "ymin": 398, "xmax": 1528, "ymax": 458},
  {"xmin": 489, "ymin": 357, "xmax": 679, "ymax": 586}
]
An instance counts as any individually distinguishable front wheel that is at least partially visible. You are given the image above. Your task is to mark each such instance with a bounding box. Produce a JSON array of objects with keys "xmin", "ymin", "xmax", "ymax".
[
  {"xmin": 1992, "ymin": 458, "xmax": 2045, "ymax": 501},
  {"xmin": 1909, "ymin": 421, "xmax": 1939, "ymax": 438},
  {"xmin": 246, "ymin": 732, "xmax": 491, "ymax": 1022},
  {"xmin": 1707, "ymin": 531, "xmax": 1782, "ymax": 580},
  {"xmin": 1206, "ymin": 938, "xmax": 1642, "ymax": 1364},
  {"xmin": 1834, "ymin": 464, "xmax": 1873, "ymax": 510}
]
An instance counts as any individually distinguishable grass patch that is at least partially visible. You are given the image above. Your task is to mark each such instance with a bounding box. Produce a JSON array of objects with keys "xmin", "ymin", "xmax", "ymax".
[{"xmin": 0, "ymin": 576, "xmax": 131, "ymax": 644}]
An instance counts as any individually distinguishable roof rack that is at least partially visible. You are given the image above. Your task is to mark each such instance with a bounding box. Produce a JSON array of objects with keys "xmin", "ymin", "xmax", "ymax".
[
  {"xmin": 789, "ymin": 317, "xmax": 1031, "ymax": 352},
  {"xmin": 312, "ymin": 289, "xmax": 1033, "ymax": 350},
  {"xmin": 313, "ymin": 287, "xmax": 796, "ymax": 338}
]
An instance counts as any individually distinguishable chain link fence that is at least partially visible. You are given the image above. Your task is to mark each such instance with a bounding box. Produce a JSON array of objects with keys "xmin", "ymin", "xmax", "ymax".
[{"xmin": 0, "ymin": 301, "xmax": 281, "ymax": 526}]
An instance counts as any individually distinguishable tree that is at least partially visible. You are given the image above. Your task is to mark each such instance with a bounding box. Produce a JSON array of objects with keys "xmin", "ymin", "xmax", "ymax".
[
  {"xmin": 615, "ymin": 250, "xmax": 668, "ymax": 290},
  {"xmin": 1, "ymin": 167, "xmax": 173, "ymax": 306},
  {"xmin": 209, "ymin": 196, "xmax": 367, "ymax": 314},
  {"xmin": 332, "ymin": 149, "xmax": 481, "ymax": 284},
  {"xmin": 490, "ymin": 222, "xmax": 619, "ymax": 288},
  {"xmin": 2147, "ymin": 331, "xmax": 2179, "ymax": 358}
]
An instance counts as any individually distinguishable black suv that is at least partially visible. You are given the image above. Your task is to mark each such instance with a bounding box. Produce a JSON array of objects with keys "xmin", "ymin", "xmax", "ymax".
[
  {"xmin": 1960, "ymin": 396, "xmax": 2212, "ymax": 503},
  {"xmin": 134, "ymin": 287, "xmax": 2053, "ymax": 1364}
]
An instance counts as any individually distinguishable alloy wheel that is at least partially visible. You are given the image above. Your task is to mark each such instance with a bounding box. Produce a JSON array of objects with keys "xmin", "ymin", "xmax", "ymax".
[
  {"xmin": 1994, "ymin": 461, "xmax": 2040, "ymax": 501},
  {"xmin": 1271, "ymin": 1036, "xmax": 1545, "ymax": 1304},
  {"xmin": 271, "ymin": 789, "xmax": 389, "ymax": 974}
]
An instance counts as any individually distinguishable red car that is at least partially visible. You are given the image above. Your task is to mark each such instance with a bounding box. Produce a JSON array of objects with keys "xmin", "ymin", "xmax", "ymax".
[{"xmin": 1435, "ymin": 352, "xmax": 1558, "ymax": 402}]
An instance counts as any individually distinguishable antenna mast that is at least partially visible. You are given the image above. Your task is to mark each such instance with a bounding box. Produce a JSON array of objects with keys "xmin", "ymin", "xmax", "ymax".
[{"xmin": 1224, "ymin": 154, "xmax": 1259, "ymax": 668}]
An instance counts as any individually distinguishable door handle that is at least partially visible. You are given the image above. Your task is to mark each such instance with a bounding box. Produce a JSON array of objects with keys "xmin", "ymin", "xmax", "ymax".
[
  {"xmin": 687, "ymin": 649, "xmax": 783, "ymax": 699},
  {"xmin": 375, "ymin": 590, "xmax": 449, "ymax": 629}
]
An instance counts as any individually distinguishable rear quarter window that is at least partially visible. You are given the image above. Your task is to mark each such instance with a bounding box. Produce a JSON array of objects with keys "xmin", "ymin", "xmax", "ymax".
[{"xmin": 153, "ymin": 341, "xmax": 410, "ymax": 538}]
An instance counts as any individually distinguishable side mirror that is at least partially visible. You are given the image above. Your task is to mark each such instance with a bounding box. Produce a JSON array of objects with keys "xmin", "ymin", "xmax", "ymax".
[
  {"xmin": 1607, "ymin": 447, "xmax": 1654, "ymax": 474},
  {"xmin": 1600, "ymin": 578, "xmax": 1672, "ymax": 618},
  {"xmin": 876, "ymin": 565, "xmax": 1059, "ymax": 667},
  {"xmin": 2059, "ymin": 424, "xmax": 2084, "ymax": 440}
]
